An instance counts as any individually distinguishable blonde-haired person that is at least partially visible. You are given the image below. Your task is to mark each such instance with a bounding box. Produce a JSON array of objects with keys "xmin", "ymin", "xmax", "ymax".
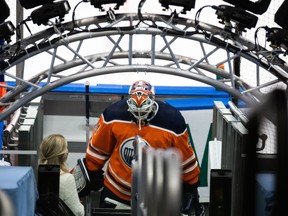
[{"xmin": 38, "ymin": 134, "xmax": 84, "ymax": 216}]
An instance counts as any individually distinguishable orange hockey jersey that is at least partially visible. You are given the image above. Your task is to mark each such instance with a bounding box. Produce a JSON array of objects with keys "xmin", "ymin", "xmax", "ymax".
[{"xmin": 85, "ymin": 99, "xmax": 200, "ymax": 202}]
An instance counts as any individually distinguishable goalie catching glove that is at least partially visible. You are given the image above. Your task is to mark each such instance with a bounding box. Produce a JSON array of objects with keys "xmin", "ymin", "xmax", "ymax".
[{"xmin": 72, "ymin": 158, "xmax": 104, "ymax": 197}]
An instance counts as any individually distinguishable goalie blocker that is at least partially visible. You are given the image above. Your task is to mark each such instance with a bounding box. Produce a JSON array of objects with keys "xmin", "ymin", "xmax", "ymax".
[{"xmin": 72, "ymin": 158, "xmax": 104, "ymax": 197}]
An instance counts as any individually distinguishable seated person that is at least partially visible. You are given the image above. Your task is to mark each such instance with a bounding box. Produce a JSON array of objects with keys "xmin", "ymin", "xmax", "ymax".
[{"xmin": 38, "ymin": 134, "xmax": 84, "ymax": 216}]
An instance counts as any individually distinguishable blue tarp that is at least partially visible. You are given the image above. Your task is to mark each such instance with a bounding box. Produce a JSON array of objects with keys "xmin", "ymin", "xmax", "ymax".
[
  {"xmin": 6, "ymin": 81, "xmax": 229, "ymax": 96},
  {"xmin": 51, "ymin": 84, "xmax": 230, "ymax": 97},
  {"xmin": 6, "ymin": 81, "xmax": 234, "ymax": 110}
]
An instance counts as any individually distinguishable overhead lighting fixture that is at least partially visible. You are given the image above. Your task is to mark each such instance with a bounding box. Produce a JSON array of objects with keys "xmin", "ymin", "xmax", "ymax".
[
  {"xmin": 223, "ymin": 0, "xmax": 271, "ymax": 15},
  {"xmin": 0, "ymin": 0, "xmax": 10, "ymax": 23},
  {"xmin": 266, "ymin": 27, "xmax": 288, "ymax": 51},
  {"xmin": 30, "ymin": 0, "xmax": 71, "ymax": 25},
  {"xmin": 0, "ymin": 21, "xmax": 15, "ymax": 43},
  {"xmin": 90, "ymin": 0, "xmax": 127, "ymax": 11},
  {"xmin": 18, "ymin": 0, "xmax": 54, "ymax": 9},
  {"xmin": 159, "ymin": 0, "xmax": 196, "ymax": 14},
  {"xmin": 215, "ymin": 5, "xmax": 258, "ymax": 32},
  {"xmin": 275, "ymin": 0, "xmax": 288, "ymax": 30}
]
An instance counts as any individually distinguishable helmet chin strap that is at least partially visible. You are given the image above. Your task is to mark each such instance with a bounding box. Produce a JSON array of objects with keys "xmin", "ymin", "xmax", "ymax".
[
  {"xmin": 137, "ymin": 119, "xmax": 146, "ymax": 130},
  {"xmin": 138, "ymin": 119, "xmax": 142, "ymax": 130}
]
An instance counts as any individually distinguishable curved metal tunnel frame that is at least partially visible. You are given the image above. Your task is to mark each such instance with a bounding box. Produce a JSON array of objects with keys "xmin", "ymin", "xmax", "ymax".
[{"xmin": 1, "ymin": 13, "xmax": 288, "ymax": 121}]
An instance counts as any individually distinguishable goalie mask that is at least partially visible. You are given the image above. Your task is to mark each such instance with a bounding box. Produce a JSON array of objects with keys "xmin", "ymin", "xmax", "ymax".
[{"xmin": 127, "ymin": 80, "xmax": 158, "ymax": 129}]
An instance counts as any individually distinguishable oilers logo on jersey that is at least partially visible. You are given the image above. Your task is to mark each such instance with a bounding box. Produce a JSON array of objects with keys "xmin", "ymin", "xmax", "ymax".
[{"xmin": 119, "ymin": 137, "xmax": 150, "ymax": 167}]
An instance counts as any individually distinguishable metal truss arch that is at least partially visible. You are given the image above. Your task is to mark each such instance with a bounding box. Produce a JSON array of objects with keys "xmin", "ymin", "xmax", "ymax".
[
  {"xmin": 1, "ymin": 13, "xmax": 288, "ymax": 120},
  {"xmin": 0, "ymin": 65, "xmax": 257, "ymax": 121}
]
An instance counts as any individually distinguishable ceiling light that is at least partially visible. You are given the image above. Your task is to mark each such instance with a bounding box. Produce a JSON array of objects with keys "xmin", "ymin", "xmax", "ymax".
[
  {"xmin": 0, "ymin": 21, "xmax": 15, "ymax": 43},
  {"xmin": 274, "ymin": 0, "xmax": 288, "ymax": 30},
  {"xmin": 215, "ymin": 5, "xmax": 258, "ymax": 32},
  {"xmin": 30, "ymin": 0, "xmax": 71, "ymax": 25},
  {"xmin": 18, "ymin": 0, "xmax": 54, "ymax": 9},
  {"xmin": 223, "ymin": 0, "xmax": 271, "ymax": 15},
  {"xmin": 90, "ymin": 0, "xmax": 126, "ymax": 11},
  {"xmin": 0, "ymin": 0, "xmax": 10, "ymax": 23},
  {"xmin": 159, "ymin": 0, "xmax": 196, "ymax": 13}
]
